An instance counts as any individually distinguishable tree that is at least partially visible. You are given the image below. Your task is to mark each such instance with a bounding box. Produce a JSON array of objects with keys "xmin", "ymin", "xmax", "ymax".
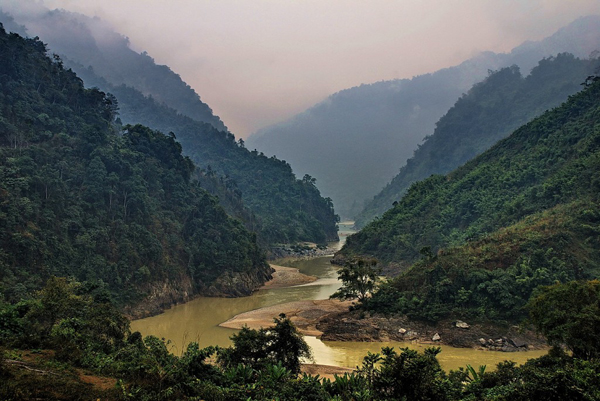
[
  {"xmin": 217, "ymin": 314, "xmax": 311, "ymax": 374},
  {"xmin": 527, "ymin": 280, "xmax": 600, "ymax": 360},
  {"xmin": 331, "ymin": 258, "xmax": 381, "ymax": 302}
]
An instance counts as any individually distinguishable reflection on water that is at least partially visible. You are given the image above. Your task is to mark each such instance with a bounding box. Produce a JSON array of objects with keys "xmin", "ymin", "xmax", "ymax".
[
  {"xmin": 131, "ymin": 223, "xmax": 547, "ymax": 370},
  {"xmin": 304, "ymin": 337, "xmax": 547, "ymax": 372}
]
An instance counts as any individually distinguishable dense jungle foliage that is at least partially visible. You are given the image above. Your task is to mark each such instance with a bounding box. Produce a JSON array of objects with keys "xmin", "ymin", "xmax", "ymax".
[
  {"xmin": 364, "ymin": 200, "xmax": 600, "ymax": 322},
  {"xmin": 0, "ymin": 8, "xmax": 339, "ymax": 245},
  {"xmin": 0, "ymin": 26, "xmax": 269, "ymax": 305},
  {"xmin": 2, "ymin": 277, "xmax": 600, "ymax": 400},
  {"xmin": 339, "ymin": 76, "xmax": 600, "ymax": 272},
  {"xmin": 80, "ymin": 72, "xmax": 339, "ymax": 245},
  {"xmin": 356, "ymin": 53, "xmax": 600, "ymax": 227}
]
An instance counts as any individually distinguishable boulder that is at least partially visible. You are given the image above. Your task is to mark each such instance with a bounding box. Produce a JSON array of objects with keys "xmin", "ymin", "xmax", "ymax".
[
  {"xmin": 398, "ymin": 328, "xmax": 407, "ymax": 334},
  {"xmin": 432, "ymin": 333, "xmax": 441, "ymax": 341},
  {"xmin": 454, "ymin": 320, "xmax": 470, "ymax": 329},
  {"xmin": 508, "ymin": 336, "xmax": 529, "ymax": 348}
]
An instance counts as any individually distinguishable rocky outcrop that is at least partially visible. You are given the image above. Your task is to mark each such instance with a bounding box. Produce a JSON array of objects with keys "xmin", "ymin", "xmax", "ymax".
[
  {"xmin": 126, "ymin": 264, "xmax": 273, "ymax": 319},
  {"xmin": 318, "ymin": 311, "xmax": 547, "ymax": 351},
  {"xmin": 204, "ymin": 265, "xmax": 274, "ymax": 297},
  {"xmin": 455, "ymin": 320, "xmax": 470, "ymax": 329},
  {"xmin": 269, "ymin": 244, "xmax": 336, "ymax": 260},
  {"xmin": 125, "ymin": 274, "xmax": 195, "ymax": 319},
  {"xmin": 329, "ymin": 253, "xmax": 348, "ymax": 266}
]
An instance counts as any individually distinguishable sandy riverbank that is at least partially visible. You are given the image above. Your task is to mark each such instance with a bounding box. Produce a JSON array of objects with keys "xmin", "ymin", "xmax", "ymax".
[
  {"xmin": 222, "ymin": 264, "xmax": 356, "ymax": 378},
  {"xmin": 260, "ymin": 264, "xmax": 318, "ymax": 289},
  {"xmin": 219, "ymin": 298, "xmax": 353, "ymax": 336},
  {"xmin": 300, "ymin": 364, "xmax": 354, "ymax": 380}
]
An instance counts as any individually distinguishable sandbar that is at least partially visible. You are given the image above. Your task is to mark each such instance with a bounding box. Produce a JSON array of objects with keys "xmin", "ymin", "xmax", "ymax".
[
  {"xmin": 219, "ymin": 299, "xmax": 353, "ymax": 336},
  {"xmin": 260, "ymin": 264, "xmax": 318, "ymax": 289}
]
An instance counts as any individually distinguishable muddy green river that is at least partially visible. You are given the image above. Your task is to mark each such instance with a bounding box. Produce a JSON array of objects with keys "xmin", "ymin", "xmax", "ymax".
[{"xmin": 131, "ymin": 223, "xmax": 546, "ymax": 372}]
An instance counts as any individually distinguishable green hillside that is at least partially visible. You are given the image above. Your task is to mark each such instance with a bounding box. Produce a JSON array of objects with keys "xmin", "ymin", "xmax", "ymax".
[
  {"xmin": 337, "ymin": 77, "xmax": 600, "ymax": 272},
  {"xmin": 365, "ymin": 199, "xmax": 600, "ymax": 322},
  {"xmin": 73, "ymin": 69, "xmax": 339, "ymax": 245},
  {"xmin": 0, "ymin": 27, "xmax": 270, "ymax": 311},
  {"xmin": 0, "ymin": 8, "xmax": 227, "ymax": 131},
  {"xmin": 356, "ymin": 54, "xmax": 600, "ymax": 227}
]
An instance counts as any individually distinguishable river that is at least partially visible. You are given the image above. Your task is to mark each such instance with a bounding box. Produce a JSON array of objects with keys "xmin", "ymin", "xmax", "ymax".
[{"xmin": 131, "ymin": 222, "xmax": 546, "ymax": 371}]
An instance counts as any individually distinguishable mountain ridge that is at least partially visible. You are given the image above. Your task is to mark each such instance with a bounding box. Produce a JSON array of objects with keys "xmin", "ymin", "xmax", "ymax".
[
  {"xmin": 0, "ymin": 5, "xmax": 340, "ymax": 246},
  {"xmin": 247, "ymin": 15, "xmax": 600, "ymax": 219},
  {"xmin": 354, "ymin": 53, "xmax": 600, "ymax": 227},
  {"xmin": 0, "ymin": 26, "xmax": 271, "ymax": 315}
]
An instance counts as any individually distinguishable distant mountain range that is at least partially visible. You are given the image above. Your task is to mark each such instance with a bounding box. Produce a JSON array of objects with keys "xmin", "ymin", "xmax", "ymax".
[
  {"xmin": 354, "ymin": 53, "xmax": 600, "ymax": 227},
  {"xmin": 247, "ymin": 15, "xmax": 600, "ymax": 219},
  {"xmin": 0, "ymin": 6, "xmax": 227, "ymax": 132}
]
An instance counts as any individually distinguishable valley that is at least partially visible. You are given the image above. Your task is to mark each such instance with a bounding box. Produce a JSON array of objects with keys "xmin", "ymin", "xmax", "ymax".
[
  {"xmin": 1, "ymin": 3, "xmax": 600, "ymax": 399},
  {"xmin": 131, "ymin": 224, "xmax": 547, "ymax": 372}
]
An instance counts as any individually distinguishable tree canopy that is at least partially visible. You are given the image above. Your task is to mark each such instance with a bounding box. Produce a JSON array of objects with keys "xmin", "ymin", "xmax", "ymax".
[{"xmin": 527, "ymin": 280, "xmax": 600, "ymax": 360}]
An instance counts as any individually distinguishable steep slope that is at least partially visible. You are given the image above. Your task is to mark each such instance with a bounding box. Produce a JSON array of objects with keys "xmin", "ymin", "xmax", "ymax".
[
  {"xmin": 365, "ymin": 199, "xmax": 600, "ymax": 322},
  {"xmin": 71, "ymin": 65, "xmax": 339, "ymax": 244},
  {"xmin": 247, "ymin": 16, "xmax": 600, "ymax": 219},
  {"xmin": 336, "ymin": 77, "xmax": 600, "ymax": 273},
  {"xmin": 0, "ymin": 5, "xmax": 226, "ymax": 131},
  {"xmin": 0, "ymin": 27, "xmax": 271, "ymax": 314},
  {"xmin": 355, "ymin": 53, "xmax": 600, "ymax": 227},
  {"xmin": 0, "ymin": 6, "xmax": 339, "ymax": 245}
]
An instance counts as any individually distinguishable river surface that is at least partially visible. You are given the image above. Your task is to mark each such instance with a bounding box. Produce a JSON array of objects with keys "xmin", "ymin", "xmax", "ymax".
[{"xmin": 131, "ymin": 222, "xmax": 546, "ymax": 371}]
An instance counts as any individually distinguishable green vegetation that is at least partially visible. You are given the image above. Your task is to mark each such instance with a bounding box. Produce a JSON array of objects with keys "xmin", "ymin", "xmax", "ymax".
[
  {"xmin": 65, "ymin": 55, "xmax": 338, "ymax": 246},
  {"xmin": 0, "ymin": 277, "xmax": 326, "ymax": 400},
  {"xmin": 330, "ymin": 258, "xmax": 381, "ymax": 303},
  {"xmin": 527, "ymin": 280, "xmax": 600, "ymax": 360},
  {"xmin": 339, "ymin": 72, "xmax": 600, "ymax": 326},
  {"xmin": 4, "ymin": 277, "xmax": 600, "ymax": 400},
  {"xmin": 0, "ymin": 26, "xmax": 269, "ymax": 305},
  {"xmin": 356, "ymin": 54, "xmax": 600, "ymax": 227},
  {"xmin": 217, "ymin": 313, "xmax": 311, "ymax": 374},
  {"xmin": 2, "ymin": 12, "xmax": 600, "ymax": 400},
  {"xmin": 0, "ymin": 6, "xmax": 340, "ymax": 246},
  {"xmin": 362, "ymin": 200, "xmax": 600, "ymax": 322}
]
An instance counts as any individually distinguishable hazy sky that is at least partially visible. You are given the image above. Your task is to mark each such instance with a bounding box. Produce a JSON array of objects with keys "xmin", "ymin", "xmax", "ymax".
[{"xmin": 22, "ymin": 1, "xmax": 600, "ymax": 137}]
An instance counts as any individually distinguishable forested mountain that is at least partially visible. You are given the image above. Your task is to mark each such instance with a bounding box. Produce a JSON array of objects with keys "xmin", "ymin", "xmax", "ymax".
[
  {"xmin": 355, "ymin": 53, "xmax": 600, "ymax": 227},
  {"xmin": 71, "ymin": 63, "xmax": 338, "ymax": 244},
  {"xmin": 247, "ymin": 16, "xmax": 600, "ymax": 219},
  {"xmin": 365, "ymin": 199, "xmax": 600, "ymax": 322},
  {"xmin": 337, "ymin": 76, "xmax": 600, "ymax": 273},
  {"xmin": 0, "ymin": 6, "xmax": 339, "ymax": 245},
  {"xmin": 0, "ymin": 27, "xmax": 271, "ymax": 313}
]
